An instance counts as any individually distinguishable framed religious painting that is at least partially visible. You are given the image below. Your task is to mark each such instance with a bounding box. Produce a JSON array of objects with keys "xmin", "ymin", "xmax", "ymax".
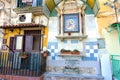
[{"xmin": 63, "ymin": 13, "xmax": 79, "ymax": 32}]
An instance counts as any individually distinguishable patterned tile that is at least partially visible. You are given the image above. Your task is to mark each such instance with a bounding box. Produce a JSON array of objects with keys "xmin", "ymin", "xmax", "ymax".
[
  {"xmin": 48, "ymin": 42, "xmax": 58, "ymax": 60},
  {"xmin": 71, "ymin": 40, "xmax": 79, "ymax": 44},
  {"xmin": 48, "ymin": 42, "xmax": 58, "ymax": 49},
  {"xmin": 63, "ymin": 40, "xmax": 67, "ymax": 44},
  {"xmin": 83, "ymin": 42, "xmax": 98, "ymax": 61}
]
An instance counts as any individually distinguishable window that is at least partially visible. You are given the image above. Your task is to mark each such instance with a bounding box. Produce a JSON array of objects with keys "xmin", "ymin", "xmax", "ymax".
[
  {"xmin": 9, "ymin": 30, "xmax": 42, "ymax": 52},
  {"xmin": 17, "ymin": 0, "xmax": 42, "ymax": 8},
  {"xmin": 14, "ymin": 35, "xmax": 24, "ymax": 52},
  {"xmin": 33, "ymin": 35, "xmax": 40, "ymax": 50},
  {"xmin": 24, "ymin": 30, "xmax": 41, "ymax": 52}
]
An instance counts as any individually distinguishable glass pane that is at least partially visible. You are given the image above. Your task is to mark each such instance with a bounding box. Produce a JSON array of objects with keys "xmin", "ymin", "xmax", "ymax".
[
  {"xmin": 32, "ymin": 0, "xmax": 37, "ymax": 6},
  {"xmin": 16, "ymin": 36, "xmax": 23, "ymax": 50},
  {"xmin": 18, "ymin": 0, "xmax": 32, "ymax": 7},
  {"xmin": 37, "ymin": 0, "xmax": 42, "ymax": 6},
  {"xmin": 25, "ymin": 36, "xmax": 33, "ymax": 52},
  {"xmin": 33, "ymin": 35, "xmax": 40, "ymax": 50}
]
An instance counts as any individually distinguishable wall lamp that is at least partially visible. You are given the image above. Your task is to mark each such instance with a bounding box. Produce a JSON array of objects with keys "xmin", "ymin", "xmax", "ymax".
[{"xmin": 9, "ymin": 29, "xmax": 21, "ymax": 34}]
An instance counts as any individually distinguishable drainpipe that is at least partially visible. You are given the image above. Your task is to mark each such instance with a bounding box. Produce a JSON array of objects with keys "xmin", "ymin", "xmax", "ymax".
[{"xmin": 114, "ymin": 2, "xmax": 120, "ymax": 44}]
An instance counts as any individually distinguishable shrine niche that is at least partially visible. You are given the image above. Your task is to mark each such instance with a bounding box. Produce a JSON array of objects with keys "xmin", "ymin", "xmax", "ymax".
[
  {"xmin": 63, "ymin": 13, "xmax": 79, "ymax": 32},
  {"xmin": 56, "ymin": 0, "xmax": 88, "ymax": 41}
]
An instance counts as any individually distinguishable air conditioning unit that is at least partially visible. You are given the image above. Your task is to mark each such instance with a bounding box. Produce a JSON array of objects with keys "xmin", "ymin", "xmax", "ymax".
[
  {"xmin": 39, "ymin": 15, "xmax": 48, "ymax": 26},
  {"xmin": 17, "ymin": 13, "xmax": 34, "ymax": 24}
]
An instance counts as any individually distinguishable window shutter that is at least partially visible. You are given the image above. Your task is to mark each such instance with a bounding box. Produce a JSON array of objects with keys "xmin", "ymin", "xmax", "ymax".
[
  {"xmin": 17, "ymin": 0, "xmax": 22, "ymax": 7},
  {"xmin": 32, "ymin": 0, "xmax": 37, "ymax": 6},
  {"xmin": 25, "ymin": 35, "xmax": 33, "ymax": 52},
  {"xmin": 9, "ymin": 37, "xmax": 15, "ymax": 52},
  {"xmin": 37, "ymin": 0, "xmax": 42, "ymax": 6},
  {"xmin": 18, "ymin": 0, "xmax": 27, "ymax": 7},
  {"xmin": 14, "ymin": 35, "xmax": 24, "ymax": 52}
]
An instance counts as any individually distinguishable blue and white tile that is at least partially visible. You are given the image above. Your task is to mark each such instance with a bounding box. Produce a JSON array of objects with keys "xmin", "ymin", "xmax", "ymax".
[
  {"xmin": 83, "ymin": 41, "xmax": 98, "ymax": 61},
  {"xmin": 48, "ymin": 42, "xmax": 58, "ymax": 60}
]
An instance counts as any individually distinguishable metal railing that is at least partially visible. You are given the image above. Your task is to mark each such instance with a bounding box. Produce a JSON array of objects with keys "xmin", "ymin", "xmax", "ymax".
[
  {"xmin": 0, "ymin": 52, "xmax": 46, "ymax": 77},
  {"xmin": 111, "ymin": 55, "xmax": 120, "ymax": 79}
]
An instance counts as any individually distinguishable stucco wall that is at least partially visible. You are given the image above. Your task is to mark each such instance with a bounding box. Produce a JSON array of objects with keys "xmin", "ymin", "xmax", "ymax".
[{"xmin": 102, "ymin": 29, "xmax": 120, "ymax": 54}]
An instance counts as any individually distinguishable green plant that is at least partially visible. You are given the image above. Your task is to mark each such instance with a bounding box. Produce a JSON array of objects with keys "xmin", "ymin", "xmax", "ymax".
[
  {"xmin": 19, "ymin": 52, "xmax": 28, "ymax": 57},
  {"xmin": 73, "ymin": 49, "xmax": 79, "ymax": 52},
  {"xmin": 60, "ymin": 49, "xmax": 72, "ymax": 54},
  {"xmin": 60, "ymin": 49, "xmax": 71, "ymax": 52},
  {"xmin": 43, "ymin": 50, "xmax": 50, "ymax": 55},
  {"xmin": 60, "ymin": 49, "xmax": 65, "ymax": 52},
  {"xmin": 72, "ymin": 49, "xmax": 80, "ymax": 55}
]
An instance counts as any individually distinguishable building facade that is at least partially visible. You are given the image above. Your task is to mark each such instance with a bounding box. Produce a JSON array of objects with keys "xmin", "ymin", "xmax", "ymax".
[{"xmin": 0, "ymin": 0, "xmax": 115, "ymax": 80}]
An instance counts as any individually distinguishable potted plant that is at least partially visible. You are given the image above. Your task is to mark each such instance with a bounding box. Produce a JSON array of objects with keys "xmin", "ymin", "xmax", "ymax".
[
  {"xmin": 72, "ymin": 49, "xmax": 80, "ymax": 55},
  {"xmin": 19, "ymin": 52, "xmax": 28, "ymax": 58},
  {"xmin": 60, "ymin": 49, "xmax": 71, "ymax": 54},
  {"xmin": 42, "ymin": 50, "xmax": 50, "ymax": 57}
]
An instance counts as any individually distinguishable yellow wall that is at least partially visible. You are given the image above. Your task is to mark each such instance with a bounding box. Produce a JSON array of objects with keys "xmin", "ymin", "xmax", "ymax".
[
  {"xmin": 97, "ymin": 0, "xmax": 116, "ymax": 34},
  {"xmin": 102, "ymin": 29, "xmax": 120, "ymax": 54},
  {"xmin": 97, "ymin": 0, "xmax": 120, "ymax": 54},
  {"xmin": 4, "ymin": 29, "xmax": 23, "ymax": 46},
  {"xmin": 3, "ymin": 28, "xmax": 48, "ymax": 52},
  {"xmin": 43, "ymin": 27, "xmax": 48, "ymax": 47}
]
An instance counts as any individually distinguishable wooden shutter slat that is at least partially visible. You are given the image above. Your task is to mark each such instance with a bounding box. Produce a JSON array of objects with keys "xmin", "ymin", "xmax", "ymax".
[
  {"xmin": 9, "ymin": 37, "xmax": 15, "ymax": 52},
  {"xmin": 25, "ymin": 35, "xmax": 33, "ymax": 52}
]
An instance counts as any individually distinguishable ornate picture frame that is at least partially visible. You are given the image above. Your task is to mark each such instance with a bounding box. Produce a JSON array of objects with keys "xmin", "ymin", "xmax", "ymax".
[{"xmin": 63, "ymin": 13, "xmax": 79, "ymax": 32}]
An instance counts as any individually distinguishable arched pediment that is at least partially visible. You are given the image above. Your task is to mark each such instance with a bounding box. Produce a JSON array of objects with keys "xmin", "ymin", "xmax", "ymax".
[{"xmin": 43, "ymin": 0, "xmax": 100, "ymax": 17}]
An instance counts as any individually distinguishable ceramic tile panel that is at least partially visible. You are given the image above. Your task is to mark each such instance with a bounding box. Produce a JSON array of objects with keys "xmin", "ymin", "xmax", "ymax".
[
  {"xmin": 63, "ymin": 40, "xmax": 68, "ymax": 44},
  {"xmin": 71, "ymin": 40, "xmax": 79, "ymax": 44},
  {"xmin": 83, "ymin": 42, "xmax": 98, "ymax": 61},
  {"xmin": 48, "ymin": 42, "xmax": 58, "ymax": 60},
  {"xmin": 58, "ymin": 40, "xmax": 83, "ymax": 52}
]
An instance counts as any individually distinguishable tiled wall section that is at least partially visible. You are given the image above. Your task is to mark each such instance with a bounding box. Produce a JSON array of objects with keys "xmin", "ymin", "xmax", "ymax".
[
  {"xmin": 59, "ymin": 40, "xmax": 83, "ymax": 50},
  {"xmin": 47, "ymin": 41, "xmax": 99, "ymax": 61},
  {"xmin": 47, "ymin": 17, "xmax": 99, "ymax": 61},
  {"xmin": 83, "ymin": 42, "xmax": 98, "ymax": 61},
  {"xmin": 48, "ymin": 42, "xmax": 59, "ymax": 60},
  {"xmin": 47, "ymin": 40, "xmax": 83, "ymax": 60}
]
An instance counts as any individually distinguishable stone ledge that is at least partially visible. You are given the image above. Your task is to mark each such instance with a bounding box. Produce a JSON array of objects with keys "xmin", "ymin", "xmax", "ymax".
[
  {"xmin": 58, "ymin": 54, "xmax": 86, "ymax": 57},
  {"xmin": 56, "ymin": 35, "xmax": 88, "ymax": 41},
  {"xmin": 43, "ymin": 72, "xmax": 104, "ymax": 79}
]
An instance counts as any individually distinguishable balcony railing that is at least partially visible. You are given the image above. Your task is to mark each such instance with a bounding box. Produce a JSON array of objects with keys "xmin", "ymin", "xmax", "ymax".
[
  {"xmin": 13, "ymin": 6, "xmax": 43, "ymax": 15},
  {"xmin": 0, "ymin": 52, "xmax": 46, "ymax": 77},
  {"xmin": 111, "ymin": 55, "xmax": 120, "ymax": 80}
]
